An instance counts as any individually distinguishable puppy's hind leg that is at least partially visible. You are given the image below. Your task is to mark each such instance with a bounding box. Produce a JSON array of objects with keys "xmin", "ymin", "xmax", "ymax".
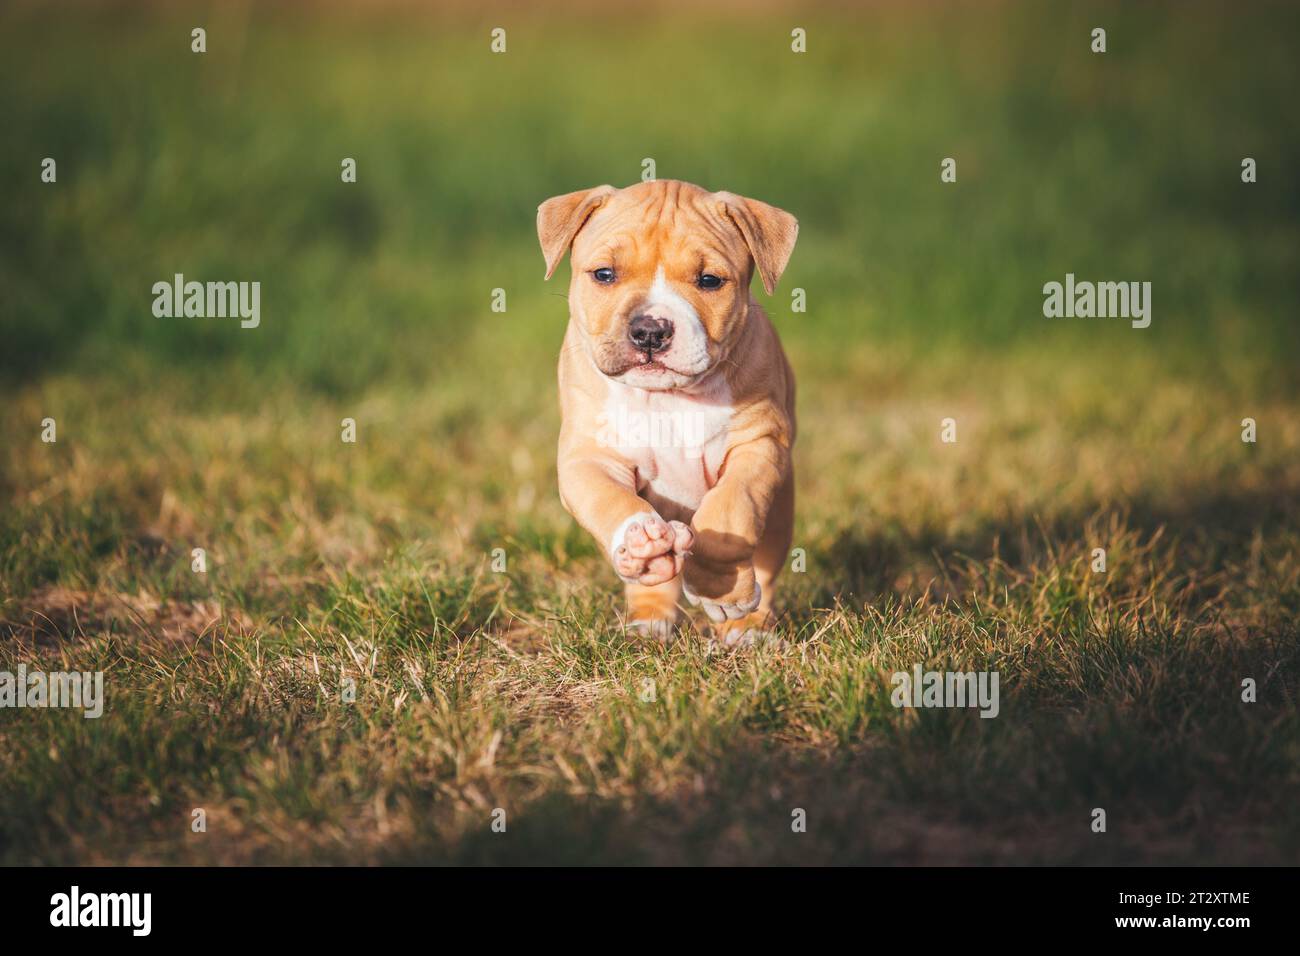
[{"xmin": 624, "ymin": 577, "xmax": 683, "ymax": 643}]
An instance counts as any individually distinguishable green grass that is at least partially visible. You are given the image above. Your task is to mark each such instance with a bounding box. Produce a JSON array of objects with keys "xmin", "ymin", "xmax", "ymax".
[{"xmin": 0, "ymin": 0, "xmax": 1298, "ymax": 865}]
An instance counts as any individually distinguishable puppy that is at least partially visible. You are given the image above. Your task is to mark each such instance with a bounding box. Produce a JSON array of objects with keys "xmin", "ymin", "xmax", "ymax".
[{"xmin": 537, "ymin": 180, "xmax": 797, "ymax": 647}]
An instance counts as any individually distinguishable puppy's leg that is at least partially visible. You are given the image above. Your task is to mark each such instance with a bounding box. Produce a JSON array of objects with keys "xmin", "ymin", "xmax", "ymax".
[
  {"xmin": 711, "ymin": 470, "xmax": 793, "ymax": 649},
  {"xmin": 624, "ymin": 577, "xmax": 684, "ymax": 642},
  {"xmin": 558, "ymin": 452, "xmax": 693, "ymax": 644},
  {"xmin": 683, "ymin": 437, "xmax": 788, "ymax": 626}
]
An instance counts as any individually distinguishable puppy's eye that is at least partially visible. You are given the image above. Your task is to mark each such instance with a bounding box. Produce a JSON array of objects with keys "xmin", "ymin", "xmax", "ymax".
[
  {"xmin": 697, "ymin": 273, "xmax": 724, "ymax": 290},
  {"xmin": 592, "ymin": 268, "xmax": 616, "ymax": 284}
]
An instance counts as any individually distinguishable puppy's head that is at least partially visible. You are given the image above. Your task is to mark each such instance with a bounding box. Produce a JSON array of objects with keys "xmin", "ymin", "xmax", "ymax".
[{"xmin": 538, "ymin": 180, "xmax": 798, "ymax": 390}]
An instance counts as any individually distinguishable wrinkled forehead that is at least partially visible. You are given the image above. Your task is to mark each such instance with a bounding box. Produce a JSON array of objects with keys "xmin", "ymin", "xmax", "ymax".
[{"xmin": 575, "ymin": 184, "xmax": 745, "ymax": 267}]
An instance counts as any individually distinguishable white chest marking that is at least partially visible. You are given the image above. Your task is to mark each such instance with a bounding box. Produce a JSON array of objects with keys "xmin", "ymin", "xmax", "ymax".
[{"xmin": 599, "ymin": 375, "xmax": 733, "ymax": 516}]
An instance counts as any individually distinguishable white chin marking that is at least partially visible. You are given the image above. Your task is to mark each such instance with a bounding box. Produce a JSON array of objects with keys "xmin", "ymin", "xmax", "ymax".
[{"xmin": 618, "ymin": 364, "xmax": 697, "ymax": 390}]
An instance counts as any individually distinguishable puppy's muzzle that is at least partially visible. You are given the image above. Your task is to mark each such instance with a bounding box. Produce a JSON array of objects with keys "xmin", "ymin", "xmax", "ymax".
[{"xmin": 628, "ymin": 314, "xmax": 674, "ymax": 355}]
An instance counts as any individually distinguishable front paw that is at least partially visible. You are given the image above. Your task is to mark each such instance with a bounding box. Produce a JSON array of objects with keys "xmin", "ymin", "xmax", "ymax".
[
  {"xmin": 682, "ymin": 561, "xmax": 761, "ymax": 622},
  {"xmin": 610, "ymin": 512, "xmax": 694, "ymax": 586}
]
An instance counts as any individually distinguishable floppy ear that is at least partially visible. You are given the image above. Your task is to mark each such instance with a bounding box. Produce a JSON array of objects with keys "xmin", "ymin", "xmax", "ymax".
[
  {"xmin": 537, "ymin": 185, "xmax": 617, "ymax": 280},
  {"xmin": 716, "ymin": 192, "xmax": 799, "ymax": 295}
]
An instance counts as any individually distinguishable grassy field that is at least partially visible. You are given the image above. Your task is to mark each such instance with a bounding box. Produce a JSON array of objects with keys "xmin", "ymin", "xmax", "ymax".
[{"xmin": 1, "ymin": 0, "xmax": 1298, "ymax": 865}]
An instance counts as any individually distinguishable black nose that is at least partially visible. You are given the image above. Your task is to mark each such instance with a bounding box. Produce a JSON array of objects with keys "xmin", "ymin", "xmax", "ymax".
[{"xmin": 629, "ymin": 315, "xmax": 674, "ymax": 353}]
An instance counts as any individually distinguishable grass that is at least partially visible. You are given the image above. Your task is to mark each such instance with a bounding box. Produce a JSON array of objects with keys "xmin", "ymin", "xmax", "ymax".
[{"xmin": 1, "ymin": 0, "xmax": 1298, "ymax": 865}]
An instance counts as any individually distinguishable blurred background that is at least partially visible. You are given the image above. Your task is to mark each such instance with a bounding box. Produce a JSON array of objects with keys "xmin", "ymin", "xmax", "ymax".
[{"xmin": 3, "ymin": 0, "xmax": 1297, "ymax": 397}]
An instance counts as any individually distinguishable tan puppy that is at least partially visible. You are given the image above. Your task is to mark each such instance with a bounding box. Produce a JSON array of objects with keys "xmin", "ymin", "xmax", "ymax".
[{"xmin": 537, "ymin": 180, "xmax": 798, "ymax": 647}]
